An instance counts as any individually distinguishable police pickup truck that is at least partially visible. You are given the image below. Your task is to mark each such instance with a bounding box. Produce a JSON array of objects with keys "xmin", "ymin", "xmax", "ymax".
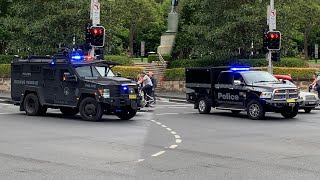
[
  {"xmin": 186, "ymin": 66, "xmax": 301, "ymax": 120},
  {"xmin": 11, "ymin": 52, "xmax": 140, "ymax": 121}
]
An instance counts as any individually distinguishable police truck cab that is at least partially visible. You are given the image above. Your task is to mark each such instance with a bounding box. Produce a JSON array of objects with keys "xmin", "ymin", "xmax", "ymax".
[
  {"xmin": 11, "ymin": 52, "xmax": 140, "ymax": 121},
  {"xmin": 186, "ymin": 67, "xmax": 301, "ymax": 120}
]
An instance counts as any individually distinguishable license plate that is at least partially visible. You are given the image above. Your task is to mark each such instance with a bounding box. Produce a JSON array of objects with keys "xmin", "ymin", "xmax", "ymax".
[
  {"xmin": 287, "ymin": 99, "xmax": 295, "ymax": 103},
  {"xmin": 129, "ymin": 94, "xmax": 137, "ymax": 99},
  {"xmin": 308, "ymin": 102, "xmax": 316, "ymax": 105}
]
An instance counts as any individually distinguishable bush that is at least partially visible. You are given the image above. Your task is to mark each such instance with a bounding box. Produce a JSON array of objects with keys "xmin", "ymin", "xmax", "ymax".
[
  {"xmin": 105, "ymin": 55, "xmax": 134, "ymax": 66},
  {"xmin": 112, "ymin": 66, "xmax": 145, "ymax": 79},
  {"xmin": 164, "ymin": 68, "xmax": 185, "ymax": 81},
  {"xmin": 147, "ymin": 54, "xmax": 171, "ymax": 63},
  {"xmin": 0, "ymin": 64, "xmax": 11, "ymax": 77},
  {"xmin": 273, "ymin": 58, "xmax": 308, "ymax": 67},
  {"xmin": 0, "ymin": 55, "xmax": 15, "ymax": 64},
  {"xmin": 164, "ymin": 67, "xmax": 320, "ymax": 81}
]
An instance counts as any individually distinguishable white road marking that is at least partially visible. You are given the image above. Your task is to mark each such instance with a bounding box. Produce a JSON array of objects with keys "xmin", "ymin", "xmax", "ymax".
[
  {"xmin": 156, "ymin": 122, "xmax": 162, "ymax": 125},
  {"xmin": 174, "ymin": 135, "xmax": 181, "ymax": 139},
  {"xmin": 137, "ymin": 159, "xmax": 145, "ymax": 162},
  {"xmin": 161, "ymin": 125, "xmax": 167, "ymax": 128},
  {"xmin": 169, "ymin": 145, "xmax": 178, "ymax": 149},
  {"xmin": 155, "ymin": 113, "xmax": 179, "ymax": 116},
  {"xmin": 0, "ymin": 113, "xmax": 14, "ymax": 115},
  {"xmin": 150, "ymin": 120, "xmax": 156, "ymax": 122},
  {"xmin": 151, "ymin": 151, "xmax": 166, "ymax": 157},
  {"xmin": 176, "ymin": 139, "xmax": 182, "ymax": 144},
  {"xmin": 0, "ymin": 103, "xmax": 12, "ymax": 106},
  {"xmin": 166, "ymin": 128, "xmax": 172, "ymax": 131},
  {"xmin": 171, "ymin": 131, "xmax": 177, "ymax": 135}
]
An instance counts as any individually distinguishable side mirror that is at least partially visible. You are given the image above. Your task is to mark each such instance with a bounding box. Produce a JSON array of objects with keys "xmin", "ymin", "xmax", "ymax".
[
  {"xmin": 234, "ymin": 80, "xmax": 245, "ymax": 86},
  {"xmin": 63, "ymin": 73, "xmax": 77, "ymax": 82}
]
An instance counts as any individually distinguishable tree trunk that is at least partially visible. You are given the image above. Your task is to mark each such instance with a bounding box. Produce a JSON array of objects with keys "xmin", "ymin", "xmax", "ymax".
[
  {"xmin": 129, "ymin": 21, "xmax": 135, "ymax": 58},
  {"xmin": 304, "ymin": 29, "xmax": 309, "ymax": 60}
]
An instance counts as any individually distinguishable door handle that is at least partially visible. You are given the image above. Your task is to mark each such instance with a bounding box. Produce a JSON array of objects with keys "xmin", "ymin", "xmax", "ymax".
[{"xmin": 229, "ymin": 88, "xmax": 234, "ymax": 90}]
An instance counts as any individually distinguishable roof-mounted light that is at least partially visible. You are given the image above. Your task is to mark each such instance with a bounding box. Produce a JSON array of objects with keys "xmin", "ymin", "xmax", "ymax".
[
  {"xmin": 70, "ymin": 51, "xmax": 84, "ymax": 61},
  {"xmin": 230, "ymin": 66, "xmax": 250, "ymax": 71}
]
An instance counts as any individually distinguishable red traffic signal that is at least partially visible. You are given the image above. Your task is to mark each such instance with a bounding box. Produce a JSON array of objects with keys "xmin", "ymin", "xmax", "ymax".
[
  {"xmin": 90, "ymin": 26, "xmax": 105, "ymax": 47},
  {"xmin": 267, "ymin": 31, "xmax": 281, "ymax": 50}
]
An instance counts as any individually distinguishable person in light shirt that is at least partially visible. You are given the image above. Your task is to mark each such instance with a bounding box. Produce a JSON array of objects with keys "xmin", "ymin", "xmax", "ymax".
[{"xmin": 138, "ymin": 72, "xmax": 153, "ymax": 106}]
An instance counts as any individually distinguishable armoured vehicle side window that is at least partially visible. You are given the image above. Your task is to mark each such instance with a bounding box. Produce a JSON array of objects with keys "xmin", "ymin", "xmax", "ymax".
[
  {"xmin": 75, "ymin": 66, "xmax": 101, "ymax": 78},
  {"xmin": 43, "ymin": 68, "xmax": 55, "ymax": 80},
  {"xmin": 217, "ymin": 72, "xmax": 233, "ymax": 84},
  {"xmin": 233, "ymin": 73, "xmax": 244, "ymax": 85},
  {"xmin": 60, "ymin": 69, "xmax": 71, "ymax": 81}
]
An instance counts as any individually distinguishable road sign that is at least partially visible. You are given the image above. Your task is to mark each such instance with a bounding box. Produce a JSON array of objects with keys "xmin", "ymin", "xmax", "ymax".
[
  {"xmin": 315, "ymin": 44, "xmax": 319, "ymax": 59},
  {"xmin": 269, "ymin": 9, "xmax": 276, "ymax": 30},
  {"xmin": 141, "ymin": 41, "xmax": 145, "ymax": 57},
  {"xmin": 92, "ymin": 2, "xmax": 100, "ymax": 26}
]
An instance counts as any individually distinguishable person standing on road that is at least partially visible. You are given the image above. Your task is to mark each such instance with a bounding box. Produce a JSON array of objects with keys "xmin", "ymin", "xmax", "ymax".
[
  {"xmin": 138, "ymin": 72, "xmax": 153, "ymax": 106},
  {"xmin": 148, "ymin": 71, "xmax": 157, "ymax": 103},
  {"xmin": 309, "ymin": 72, "xmax": 320, "ymax": 98}
]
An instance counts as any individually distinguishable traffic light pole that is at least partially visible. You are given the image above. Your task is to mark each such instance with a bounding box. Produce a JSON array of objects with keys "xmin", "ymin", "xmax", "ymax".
[
  {"xmin": 267, "ymin": 0, "xmax": 275, "ymax": 74},
  {"xmin": 90, "ymin": 0, "xmax": 99, "ymax": 58}
]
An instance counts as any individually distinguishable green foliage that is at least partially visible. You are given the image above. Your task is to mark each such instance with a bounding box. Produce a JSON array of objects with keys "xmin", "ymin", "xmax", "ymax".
[
  {"xmin": 148, "ymin": 55, "xmax": 159, "ymax": 63},
  {"xmin": 105, "ymin": 55, "xmax": 134, "ymax": 66},
  {"xmin": 112, "ymin": 66, "xmax": 145, "ymax": 79},
  {"xmin": 273, "ymin": 58, "xmax": 308, "ymax": 67},
  {"xmin": 0, "ymin": 55, "xmax": 15, "ymax": 64},
  {"xmin": 164, "ymin": 68, "xmax": 185, "ymax": 81},
  {"xmin": 165, "ymin": 67, "xmax": 320, "ymax": 81},
  {"xmin": 0, "ymin": 64, "xmax": 11, "ymax": 77}
]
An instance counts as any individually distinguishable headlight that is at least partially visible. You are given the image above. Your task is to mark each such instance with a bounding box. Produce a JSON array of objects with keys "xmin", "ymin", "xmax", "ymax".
[
  {"xmin": 102, "ymin": 89, "xmax": 110, "ymax": 98},
  {"xmin": 260, "ymin": 92, "xmax": 272, "ymax": 99},
  {"xmin": 129, "ymin": 87, "xmax": 135, "ymax": 94}
]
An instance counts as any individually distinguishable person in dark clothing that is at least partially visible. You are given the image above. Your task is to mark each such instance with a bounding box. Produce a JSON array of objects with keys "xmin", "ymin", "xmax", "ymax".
[{"xmin": 148, "ymin": 71, "xmax": 157, "ymax": 103}]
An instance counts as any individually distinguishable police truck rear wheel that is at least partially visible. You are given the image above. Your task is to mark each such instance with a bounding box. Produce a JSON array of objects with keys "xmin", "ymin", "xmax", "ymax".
[
  {"xmin": 247, "ymin": 100, "xmax": 265, "ymax": 120},
  {"xmin": 116, "ymin": 109, "xmax": 137, "ymax": 120},
  {"xmin": 24, "ymin": 93, "xmax": 41, "ymax": 116},
  {"xmin": 79, "ymin": 97, "xmax": 103, "ymax": 121},
  {"xmin": 198, "ymin": 98, "xmax": 211, "ymax": 114},
  {"xmin": 60, "ymin": 107, "xmax": 79, "ymax": 116}
]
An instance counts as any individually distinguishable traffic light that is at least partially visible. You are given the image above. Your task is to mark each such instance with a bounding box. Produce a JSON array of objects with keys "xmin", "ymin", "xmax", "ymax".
[
  {"xmin": 90, "ymin": 26, "xmax": 105, "ymax": 47},
  {"xmin": 267, "ymin": 31, "xmax": 281, "ymax": 50},
  {"xmin": 85, "ymin": 26, "xmax": 91, "ymax": 45},
  {"xmin": 262, "ymin": 29, "xmax": 269, "ymax": 53},
  {"xmin": 271, "ymin": 51, "xmax": 280, "ymax": 62}
]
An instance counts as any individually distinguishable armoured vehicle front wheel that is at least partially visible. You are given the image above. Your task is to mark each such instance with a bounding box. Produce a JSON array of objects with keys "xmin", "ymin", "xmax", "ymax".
[
  {"xmin": 247, "ymin": 100, "xmax": 265, "ymax": 120},
  {"xmin": 24, "ymin": 93, "xmax": 45, "ymax": 116},
  {"xmin": 281, "ymin": 106, "xmax": 299, "ymax": 118},
  {"xmin": 198, "ymin": 98, "xmax": 211, "ymax": 114},
  {"xmin": 79, "ymin": 97, "xmax": 103, "ymax": 121},
  {"xmin": 304, "ymin": 108, "xmax": 312, "ymax": 113},
  {"xmin": 116, "ymin": 109, "xmax": 137, "ymax": 120},
  {"xmin": 60, "ymin": 107, "xmax": 79, "ymax": 116}
]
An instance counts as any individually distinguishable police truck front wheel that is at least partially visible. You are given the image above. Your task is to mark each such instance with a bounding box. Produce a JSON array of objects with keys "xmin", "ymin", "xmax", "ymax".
[
  {"xmin": 198, "ymin": 98, "xmax": 211, "ymax": 114},
  {"xmin": 79, "ymin": 97, "xmax": 103, "ymax": 121},
  {"xmin": 24, "ymin": 93, "xmax": 46, "ymax": 116},
  {"xmin": 281, "ymin": 106, "xmax": 299, "ymax": 118},
  {"xmin": 247, "ymin": 100, "xmax": 265, "ymax": 120},
  {"xmin": 116, "ymin": 108, "xmax": 137, "ymax": 120}
]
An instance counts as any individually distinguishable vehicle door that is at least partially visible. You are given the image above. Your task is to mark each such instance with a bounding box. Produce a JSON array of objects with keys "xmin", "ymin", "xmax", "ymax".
[
  {"xmin": 56, "ymin": 68, "xmax": 79, "ymax": 106},
  {"xmin": 42, "ymin": 68, "xmax": 57, "ymax": 104},
  {"xmin": 232, "ymin": 73, "xmax": 247, "ymax": 109},
  {"xmin": 215, "ymin": 72, "xmax": 234, "ymax": 107}
]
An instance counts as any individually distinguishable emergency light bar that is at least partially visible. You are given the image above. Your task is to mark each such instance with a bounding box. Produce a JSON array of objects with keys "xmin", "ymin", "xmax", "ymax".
[{"xmin": 230, "ymin": 66, "xmax": 250, "ymax": 71}]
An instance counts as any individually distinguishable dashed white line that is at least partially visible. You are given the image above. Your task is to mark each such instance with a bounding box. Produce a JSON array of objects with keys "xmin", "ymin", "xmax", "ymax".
[
  {"xmin": 169, "ymin": 145, "xmax": 178, "ymax": 149},
  {"xmin": 176, "ymin": 139, "xmax": 182, "ymax": 144},
  {"xmin": 171, "ymin": 131, "xmax": 177, "ymax": 135},
  {"xmin": 174, "ymin": 135, "xmax": 181, "ymax": 139},
  {"xmin": 137, "ymin": 159, "xmax": 145, "ymax": 162},
  {"xmin": 155, "ymin": 113, "xmax": 179, "ymax": 116},
  {"xmin": 0, "ymin": 113, "xmax": 14, "ymax": 115},
  {"xmin": 161, "ymin": 125, "xmax": 167, "ymax": 128},
  {"xmin": 166, "ymin": 128, "xmax": 172, "ymax": 131},
  {"xmin": 151, "ymin": 151, "xmax": 166, "ymax": 157},
  {"xmin": 150, "ymin": 120, "xmax": 156, "ymax": 122},
  {"xmin": 156, "ymin": 122, "xmax": 162, "ymax": 125}
]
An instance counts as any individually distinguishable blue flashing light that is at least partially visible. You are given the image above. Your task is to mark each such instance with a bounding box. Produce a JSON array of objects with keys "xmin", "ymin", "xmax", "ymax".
[
  {"xmin": 70, "ymin": 51, "xmax": 84, "ymax": 61},
  {"xmin": 230, "ymin": 66, "xmax": 250, "ymax": 71},
  {"xmin": 122, "ymin": 86, "xmax": 128, "ymax": 91}
]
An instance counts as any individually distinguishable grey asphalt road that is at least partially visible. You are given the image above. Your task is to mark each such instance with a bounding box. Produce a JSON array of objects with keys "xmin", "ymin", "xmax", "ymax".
[
  {"xmin": 136, "ymin": 100, "xmax": 320, "ymax": 180},
  {"xmin": 2, "ymin": 99, "xmax": 320, "ymax": 180}
]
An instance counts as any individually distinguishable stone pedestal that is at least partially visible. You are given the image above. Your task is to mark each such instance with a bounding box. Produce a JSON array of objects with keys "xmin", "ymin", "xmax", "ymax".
[{"xmin": 157, "ymin": 13, "xmax": 179, "ymax": 55}]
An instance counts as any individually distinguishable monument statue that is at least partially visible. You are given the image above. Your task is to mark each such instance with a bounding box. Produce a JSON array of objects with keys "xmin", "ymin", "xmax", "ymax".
[{"xmin": 171, "ymin": 0, "xmax": 179, "ymax": 13}]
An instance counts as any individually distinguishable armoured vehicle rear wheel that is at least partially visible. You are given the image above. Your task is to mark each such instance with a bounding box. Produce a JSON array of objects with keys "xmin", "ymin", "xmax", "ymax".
[
  {"xmin": 247, "ymin": 100, "xmax": 265, "ymax": 120},
  {"xmin": 198, "ymin": 98, "xmax": 211, "ymax": 114},
  {"xmin": 116, "ymin": 109, "xmax": 137, "ymax": 120},
  {"xmin": 281, "ymin": 106, "xmax": 299, "ymax": 118},
  {"xmin": 79, "ymin": 97, "xmax": 103, "ymax": 121},
  {"xmin": 60, "ymin": 107, "xmax": 79, "ymax": 116},
  {"xmin": 24, "ymin": 93, "xmax": 41, "ymax": 116},
  {"xmin": 304, "ymin": 108, "xmax": 312, "ymax": 113}
]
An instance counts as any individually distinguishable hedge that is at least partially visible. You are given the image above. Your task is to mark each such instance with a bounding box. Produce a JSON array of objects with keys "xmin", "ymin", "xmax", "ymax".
[
  {"xmin": 164, "ymin": 67, "xmax": 320, "ymax": 81},
  {"xmin": 169, "ymin": 56, "xmax": 308, "ymax": 68},
  {"xmin": 0, "ymin": 55, "xmax": 15, "ymax": 64},
  {"xmin": 112, "ymin": 66, "xmax": 145, "ymax": 79},
  {"xmin": 148, "ymin": 54, "xmax": 171, "ymax": 63},
  {"xmin": 0, "ymin": 64, "xmax": 11, "ymax": 77},
  {"xmin": 104, "ymin": 55, "xmax": 134, "ymax": 66},
  {"xmin": 0, "ymin": 64, "xmax": 144, "ymax": 79}
]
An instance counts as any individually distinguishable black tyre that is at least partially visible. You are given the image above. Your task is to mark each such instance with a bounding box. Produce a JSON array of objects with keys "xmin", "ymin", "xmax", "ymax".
[
  {"xmin": 247, "ymin": 100, "xmax": 265, "ymax": 120},
  {"xmin": 231, "ymin": 110, "xmax": 241, "ymax": 115},
  {"xmin": 24, "ymin": 93, "xmax": 41, "ymax": 116},
  {"xmin": 60, "ymin": 107, "xmax": 79, "ymax": 116},
  {"xmin": 304, "ymin": 108, "xmax": 312, "ymax": 113},
  {"xmin": 281, "ymin": 106, "xmax": 299, "ymax": 118},
  {"xmin": 116, "ymin": 109, "xmax": 137, "ymax": 120},
  {"xmin": 198, "ymin": 97, "xmax": 211, "ymax": 114},
  {"xmin": 79, "ymin": 97, "xmax": 103, "ymax": 121},
  {"xmin": 38, "ymin": 106, "xmax": 48, "ymax": 116}
]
